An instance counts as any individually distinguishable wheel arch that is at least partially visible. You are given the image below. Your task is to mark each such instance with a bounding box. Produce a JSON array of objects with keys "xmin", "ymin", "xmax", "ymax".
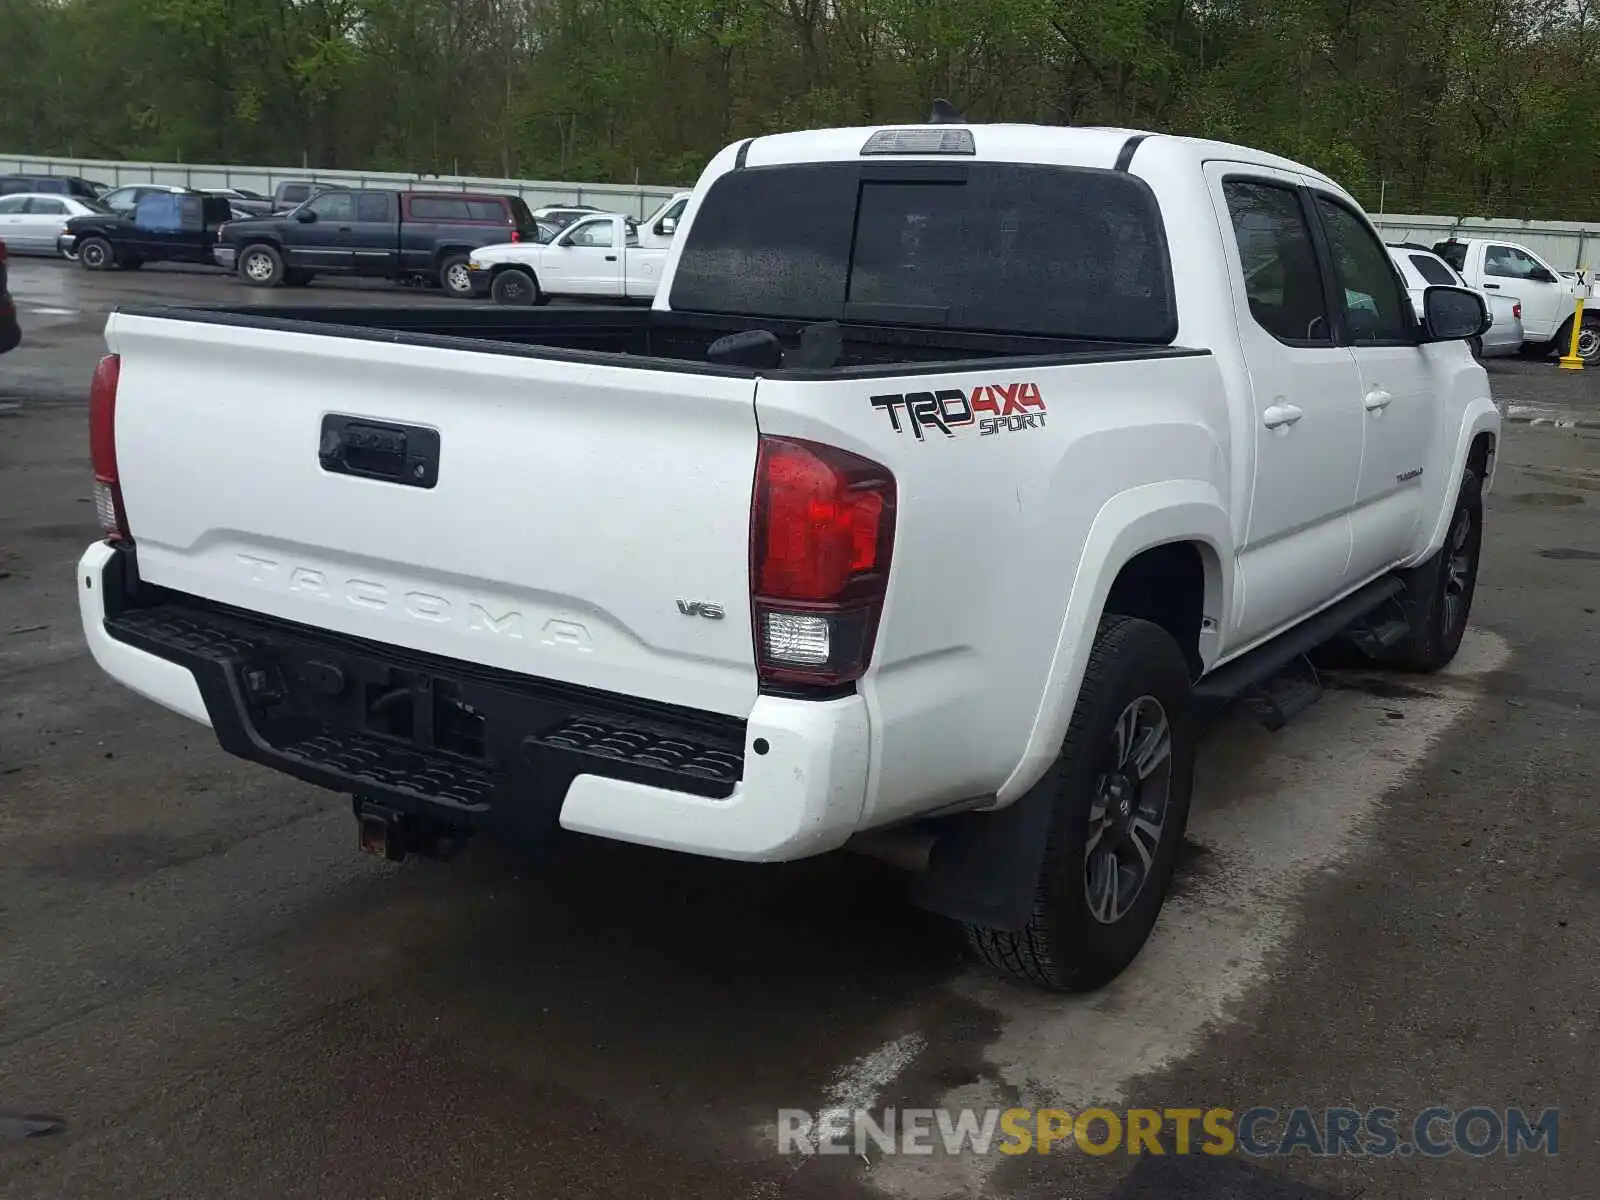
[{"xmin": 996, "ymin": 482, "xmax": 1234, "ymax": 810}]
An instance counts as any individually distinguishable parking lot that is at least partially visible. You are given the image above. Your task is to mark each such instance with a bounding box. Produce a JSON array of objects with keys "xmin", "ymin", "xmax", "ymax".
[{"xmin": 2, "ymin": 255, "xmax": 1598, "ymax": 1199}]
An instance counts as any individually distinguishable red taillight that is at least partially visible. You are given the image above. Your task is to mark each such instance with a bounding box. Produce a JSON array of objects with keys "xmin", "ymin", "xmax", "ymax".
[
  {"xmin": 89, "ymin": 353, "xmax": 131, "ymax": 543},
  {"xmin": 1513, "ymin": 302, "xmax": 1522, "ymax": 320},
  {"xmin": 511, "ymin": 229, "xmax": 521, "ymax": 243},
  {"xmin": 750, "ymin": 436, "xmax": 896, "ymax": 691}
]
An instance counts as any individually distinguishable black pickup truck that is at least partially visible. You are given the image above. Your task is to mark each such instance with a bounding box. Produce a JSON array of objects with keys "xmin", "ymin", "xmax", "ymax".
[
  {"xmin": 0, "ymin": 239, "xmax": 20, "ymax": 354},
  {"xmin": 217, "ymin": 188, "xmax": 540, "ymax": 296},
  {"xmin": 61, "ymin": 192, "xmax": 235, "ymax": 270}
]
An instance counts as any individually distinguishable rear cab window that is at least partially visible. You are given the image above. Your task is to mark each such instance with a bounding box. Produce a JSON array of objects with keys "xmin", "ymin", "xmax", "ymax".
[
  {"xmin": 1433, "ymin": 242, "xmax": 1468, "ymax": 272},
  {"xmin": 1408, "ymin": 253, "xmax": 1459, "ymax": 287},
  {"xmin": 1221, "ymin": 179, "xmax": 1332, "ymax": 346},
  {"xmin": 669, "ymin": 161, "xmax": 1176, "ymax": 341}
]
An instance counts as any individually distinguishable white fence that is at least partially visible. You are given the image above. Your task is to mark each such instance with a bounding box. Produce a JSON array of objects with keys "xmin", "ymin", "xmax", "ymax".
[
  {"xmin": 8, "ymin": 152, "xmax": 1600, "ymax": 271},
  {"xmin": 1, "ymin": 153, "xmax": 682, "ymax": 219},
  {"xmin": 1365, "ymin": 214, "xmax": 1599, "ymax": 273}
]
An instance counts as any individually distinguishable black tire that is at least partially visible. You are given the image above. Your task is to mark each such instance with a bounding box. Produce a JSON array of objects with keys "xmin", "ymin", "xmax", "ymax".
[
  {"xmin": 78, "ymin": 237, "xmax": 113, "ymax": 271},
  {"xmin": 1380, "ymin": 468, "xmax": 1482, "ymax": 672},
  {"xmin": 439, "ymin": 254, "xmax": 475, "ymax": 298},
  {"xmin": 965, "ymin": 615, "xmax": 1195, "ymax": 991},
  {"xmin": 1469, "ymin": 335, "xmax": 1483, "ymax": 359},
  {"xmin": 491, "ymin": 268, "xmax": 539, "ymax": 307},
  {"xmin": 1578, "ymin": 314, "xmax": 1600, "ymax": 365},
  {"xmin": 238, "ymin": 243, "xmax": 284, "ymax": 287}
]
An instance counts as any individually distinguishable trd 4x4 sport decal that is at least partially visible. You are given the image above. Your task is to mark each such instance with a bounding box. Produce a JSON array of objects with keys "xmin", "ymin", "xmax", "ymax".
[{"xmin": 870, "ymin": 382, "xmax": 1046, "ymax": 441}]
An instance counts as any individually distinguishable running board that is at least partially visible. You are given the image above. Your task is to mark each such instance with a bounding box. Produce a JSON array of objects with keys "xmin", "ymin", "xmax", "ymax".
[{"xmin": 1195, "ymin": 577, "xmax": 1403, "ymax": 706}]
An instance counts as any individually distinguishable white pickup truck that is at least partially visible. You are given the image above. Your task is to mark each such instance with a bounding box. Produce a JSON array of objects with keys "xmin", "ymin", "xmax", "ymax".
[
  {"xmin": 79, "ymin": 120, "xmax": 1499, "ymax": 991},
  {"xmin": 637, "ymin": 190, "xmax": 692, "ymax": 249},
  {"xmin": 1434, "ymin": 236, "xmax": 1595, "ymax": 361},
  {"xmin": 468, "ymin": 212, "xmax": 666, "ymax": 305}
]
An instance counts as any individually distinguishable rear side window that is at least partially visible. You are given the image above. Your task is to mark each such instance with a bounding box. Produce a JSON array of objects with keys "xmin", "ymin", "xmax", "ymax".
[
  {"xmin": 670, "ymin": 162, "xmax": 1175, "ymax": 341},
  {"xmin": 357, "ymin": 193, "xmax": 393, "ymax": 222},
  {"xmin": 134, "ymin": 193, "xmax": 183, "ymax": 231},
  {"xmin": 466, "ymin": 199, "xmax": 509, "ymax": 222},
  {"xmin": 0, "ymin": 178, "xmax": 32, "ymax": 195},
  {"xmin": 1222, "ymin": 180, "xmax": 1332, "ymax": 346},
  {"xmin": 27, "ymin": 198, "xmax": 68, "ymax": 215},
  {"xmin": 508, "ymin": 196, "xmax": 536, "ymax": 229},
  {"xmin": 410, "ymin": 196, "xmax": 472, "ymax": 221},
  {"xmin": 1408, "ymin": 253, "xmax": 1458, "ymax": 286}
]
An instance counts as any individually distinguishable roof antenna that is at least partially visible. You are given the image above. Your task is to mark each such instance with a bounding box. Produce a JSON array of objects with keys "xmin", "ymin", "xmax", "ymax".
[{"xmin": 927, "ymin": 98, "xmax": 965, "ymax": 125}]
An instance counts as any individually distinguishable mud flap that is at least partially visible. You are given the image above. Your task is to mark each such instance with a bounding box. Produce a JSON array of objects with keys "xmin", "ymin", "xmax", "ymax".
[{"xmin": 907, "ymin": 758, "xmax": 1066, "ymax": 931}]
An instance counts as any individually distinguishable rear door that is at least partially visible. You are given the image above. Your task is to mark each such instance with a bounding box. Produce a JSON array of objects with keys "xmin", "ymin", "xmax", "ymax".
[
  {"xmin": 349, "ymin": 191, "xmax": 398, "ymax": 274},
  {"xmin": 0, "ymin": 196, "xmax": 30, "ymax": 248},
  {"xmin": 24, "ymin": 197, "xmax": 72, "ymax": 252},
  {"xmin": 107, "ymin": 314, "xmax": 764, "ymax": 716},
  {"xmin": 1207, "ymin": 165, "xmax": 1364, "ymax": 645}
]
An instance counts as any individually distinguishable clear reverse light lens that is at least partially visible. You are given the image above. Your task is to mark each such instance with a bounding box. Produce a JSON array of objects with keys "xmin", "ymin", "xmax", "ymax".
[{"xmin": 763, "ymin": 612, "xmax": 830, "ymax": 666}]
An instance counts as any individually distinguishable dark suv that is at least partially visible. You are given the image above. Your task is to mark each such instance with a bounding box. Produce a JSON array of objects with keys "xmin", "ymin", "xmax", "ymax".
[
  {"xmin": 219, "ymin": 189, "xmax": 539, "ymax": 296},
  {"xmin": 0, "ymin": 174, "xmax": 102, "ymax": 200}
]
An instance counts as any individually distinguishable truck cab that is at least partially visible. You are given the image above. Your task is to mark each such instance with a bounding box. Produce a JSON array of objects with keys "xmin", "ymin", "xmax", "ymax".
[
  {"xmin": 636, "ymin": 191, "xmax": 692, "ymax": 249},
  {"xmin": 1435, "ymin": 236, "xmax": 1592, "ymax": 358}
]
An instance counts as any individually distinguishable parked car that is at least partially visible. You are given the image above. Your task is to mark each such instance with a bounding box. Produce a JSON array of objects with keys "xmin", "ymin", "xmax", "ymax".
[
  {"xmin": 0, "ymin": 240, "xmax": 19, "ymax": 354},
  {"xmin": 0, "ymin": 193, "xmax": 111, "ymax": 256},
  {"xmin": 60, "ymin": 191, "xmax": 234, "ymax": 270},
  {"xmin": 271, "ymin": 180, "xmax": 326, "ymax": 211},
  {"xmin": 470, "ymin": 213, "xmax": 666, "ymax": 304},
  {"xmin": 77, "ymin": 121, "xmax": 1498, "ymax": 993},
  {"xmin": 636, "ymin": 191, "xmax": 692, "ymax": 248},
  {"xmin": 0, "ymin": 173, "xmax": 101, "ymax": 200},
  {"xmin": 528, "ymin": 204, "xmax": 605, "ymax": 232},
  {"xmin": 1434, "ymin": 237, "xmax": 1595, "ymax": 360},
  {"xmin": 202, "ymin": 188, "xmax": 273, "ymax": 217},
  {"xmin": 219, "ymin": 188, "xmax": 541, "ymax": 296},
  {"xmin": 1387, "ymin": 245, "xmax": 1521, "ymax": 357}
]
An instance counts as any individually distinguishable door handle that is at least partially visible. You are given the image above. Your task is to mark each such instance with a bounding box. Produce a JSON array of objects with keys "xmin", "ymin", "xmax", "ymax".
[
  {"xmin": 605, "ymin": 254, "xmax": 617, "ymax": 261},
  {"xmin": 1263, "ymin": 403, "xmax": 1304, "ymax": 430},
  {"xmin": 1482, "ymin": 283, "xmax": 1500, "ymax": 290},
  {"xmin": 1364, "ymin": 388, "xmax": 1393, "ymax": 412}
]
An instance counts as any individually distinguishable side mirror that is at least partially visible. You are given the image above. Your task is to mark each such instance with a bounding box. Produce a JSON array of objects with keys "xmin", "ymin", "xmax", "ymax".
[
  {"xmin": 1422, "ymin": 285, "xmax": 1490, "ymax": 342},
  {"xmin": 658, "ymin": 216, "xmax": 677, "ymax": 236},
  {"xmin": 295, "ymin": 208, "xmax": 317, "ymax": 223}
]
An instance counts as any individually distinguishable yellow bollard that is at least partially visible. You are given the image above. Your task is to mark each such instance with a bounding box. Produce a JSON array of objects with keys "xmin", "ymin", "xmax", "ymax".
[{"xmin": 1559, "ymin": 285, "xmax": 1587, "ymax": 371}]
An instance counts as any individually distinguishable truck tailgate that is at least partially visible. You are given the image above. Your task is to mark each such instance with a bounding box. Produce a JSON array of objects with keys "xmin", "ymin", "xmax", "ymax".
[{"xmin": 107, "ymin": 313, "xmax": 761, "ymax": 717}]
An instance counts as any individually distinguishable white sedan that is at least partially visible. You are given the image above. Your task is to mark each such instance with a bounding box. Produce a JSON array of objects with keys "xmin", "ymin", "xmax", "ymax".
[{"xmin": 0, "ymin": 193, "xmax": 109, "ymax": 256}]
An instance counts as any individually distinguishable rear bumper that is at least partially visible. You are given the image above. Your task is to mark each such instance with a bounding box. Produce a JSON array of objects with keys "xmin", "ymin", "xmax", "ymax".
[{"xmin": 77, "ymin": 542, "xmax": 869, "ymax": 860}]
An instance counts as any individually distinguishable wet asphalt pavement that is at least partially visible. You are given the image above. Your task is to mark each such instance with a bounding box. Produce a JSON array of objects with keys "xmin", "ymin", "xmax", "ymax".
[{"xmin": 1, "ymin": 256, "xmax": 1597, "ymax": 1198}]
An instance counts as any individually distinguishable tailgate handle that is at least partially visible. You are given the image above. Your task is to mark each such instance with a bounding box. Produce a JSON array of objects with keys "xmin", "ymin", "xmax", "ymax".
[{"xmin": 319, "ymin": 415, "xmax": 440, "ymax": 488}]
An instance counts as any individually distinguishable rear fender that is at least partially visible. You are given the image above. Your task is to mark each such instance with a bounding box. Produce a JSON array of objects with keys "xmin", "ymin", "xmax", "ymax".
[{"xmin": 995, "ymin": 482, "xmax": 1233, "ymax": 807}]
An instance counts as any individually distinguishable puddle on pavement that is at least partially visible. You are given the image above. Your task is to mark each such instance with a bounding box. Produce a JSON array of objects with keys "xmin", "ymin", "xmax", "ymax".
[
  {"xmin": 1540, "ymin": 548, "xmax": 1600, "ymax": 561},
  {"xmin": 1523, "ymin": 468, "xmax": 1600, "ymax": 492},
  {"xmin": 0, "ymin": 1111, "xmax": 65, "ymax": 1140},
  {"xmin": 1506, "ymin": 491, "xmax": 1586, "ymax": 506},
  {"xmin": 1323, "ymin": 674, "xmax": 1439, "ymax": 700}
]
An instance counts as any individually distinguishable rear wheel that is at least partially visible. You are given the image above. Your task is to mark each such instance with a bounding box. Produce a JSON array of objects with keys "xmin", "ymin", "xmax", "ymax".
[
  {"xmin": 491, "ymin": 268, "xmax": 538, "ymax": 306},
  {"xmin": 239, "ymin": 243, "xmax": 284, "ymax": 287},
  {"xmin": 964, "ymin": 616, "xmax": 1194, "ymax": 991},
  {"xmin": 1578, "ymin": 314, "xmax": 1600, "ymax": 364},
  {"xmin": 439, "ymin": 255, "xmax": 475, "ymax": 298},
  {"xmin": 78, "ymin": 237, "xmax": 113, "ymax": 271},
  {"xmin": 1380, "ymin": 468, "xmax": 1482, "ymax": 672}
]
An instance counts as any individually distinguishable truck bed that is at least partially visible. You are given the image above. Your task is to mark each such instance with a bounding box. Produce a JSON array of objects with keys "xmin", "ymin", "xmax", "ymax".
[{"xmin": 115, "ymin": 303, "xmax": 1204, "ymax": 378}]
